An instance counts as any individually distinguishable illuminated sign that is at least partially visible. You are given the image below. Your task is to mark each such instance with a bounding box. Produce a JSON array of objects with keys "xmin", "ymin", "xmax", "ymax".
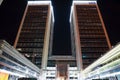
[{"xmin": 0, "ymin": 72, "xmax": 9, "ymax": 80}]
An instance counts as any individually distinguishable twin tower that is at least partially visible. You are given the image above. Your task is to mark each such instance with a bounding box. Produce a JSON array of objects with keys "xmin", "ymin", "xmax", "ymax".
[{"xmin": 13, "ymin": 1, "xmax": 111, "ymax": 78}]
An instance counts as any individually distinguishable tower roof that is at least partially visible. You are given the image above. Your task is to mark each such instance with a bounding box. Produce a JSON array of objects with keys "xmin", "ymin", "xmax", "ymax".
[{"xmin": 28, "ymin": 1, "xmax": 51, "ymax": 5}]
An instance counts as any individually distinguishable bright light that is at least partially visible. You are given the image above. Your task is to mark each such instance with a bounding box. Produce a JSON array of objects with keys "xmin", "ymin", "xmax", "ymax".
[
  {"xmin": 57, "ymin": 77, "xmax": 64, "ymax": 80},
  {"xmin": 56, "ymin": 77, "xmax": 60, "ymax": 80},
  {"xmin": 73, "ymin": 1, "xmax": 96, "ymax": 5},
  {"xmin": 0, "ymin": 0, "xmax": 3, "ymax": 5},
  {"xmin": 51, "ymin": 6, "xmax": 55, "ymax": 23},
  {"xmin": 69, "ymin": 5, "xmax": 73, "ymax": 22},
  {"xmin": 0, "ymin": 69, "xmax": 25, "ymax": 77},
  {"xmin": 83, "ymin": 43, "xmax": 120, "ymax": 74},
  {"xmin": 100, "ymin": 72, "xmax": 120, "ymax": 78},
  {"xmin": 28, "ymin": 1, "xmax": 51, "ymax": 5},
  {"xmin": 17, "ymin": 48, "xmax": 22, "ymax": 51},
  {"xmin": 47, "ymin": 67, "xmax": 56, "ymax": 70}
]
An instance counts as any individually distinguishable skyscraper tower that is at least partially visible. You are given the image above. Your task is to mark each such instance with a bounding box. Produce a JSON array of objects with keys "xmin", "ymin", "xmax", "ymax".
[
  {"xmin": 14, "ymin": 1, "xmax": 54, "ymax": 69},
  {"xmin": 13, "ymin": 0, "xmax": 112, "ymax": 79},
  {"xmin": 70, "ymin": 1, "xmax": 112, "ymax": 70}
]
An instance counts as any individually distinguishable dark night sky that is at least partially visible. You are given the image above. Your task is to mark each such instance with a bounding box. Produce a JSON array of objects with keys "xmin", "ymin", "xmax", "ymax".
[
  {"xmin": 52, "ymin": 0, "xmax": 72, "ymax": 55},
  {"xmin": 0, "ymin": 0, "xmax": 120, "ymax": 55}
]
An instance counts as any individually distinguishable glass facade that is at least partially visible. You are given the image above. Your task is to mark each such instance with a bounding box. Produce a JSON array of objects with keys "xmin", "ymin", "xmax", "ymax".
[
  {"xmin": 15, "ymin": 5, "xmax": 49, "ymax": 68},
  {"xmin": 75, "ymin": 4, "xmax": 111, "ymax": 69},
  {"xmin": 0, "ymin": 40, "xmax": 40, "ymax": 80}
]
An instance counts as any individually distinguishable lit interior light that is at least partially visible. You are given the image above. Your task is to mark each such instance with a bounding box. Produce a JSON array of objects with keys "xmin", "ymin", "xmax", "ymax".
[
  {"xmin": 25, "ymin": 54, "xmax": 30, "ymax": 57},
  {"xmin": 17, "ymin": 48, "xmax": 22, "ymax": 51},
  {"xmin": 82, "ymin": 55, "xmax": 87, "ymax": 58}
]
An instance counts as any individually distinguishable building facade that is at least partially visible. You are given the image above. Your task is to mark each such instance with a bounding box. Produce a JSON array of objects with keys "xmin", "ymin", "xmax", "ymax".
[
  {"xmin": 12, "ymin": 0, "xmax": 113, "ymax": 80},
  {"xmin": 14, "ymin": 1, "xmax": 54, "ymax": 69},
  {"xmin": 70, "ymin": 1, "xmax": 111, "ymax": 70},
  {"xmin": 0, "ymin": 40, "xmax": 40, "ymax": 80},
  {"xmin": 82, "ymin": 42, "xmax": 120, "ymax": 80}
]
